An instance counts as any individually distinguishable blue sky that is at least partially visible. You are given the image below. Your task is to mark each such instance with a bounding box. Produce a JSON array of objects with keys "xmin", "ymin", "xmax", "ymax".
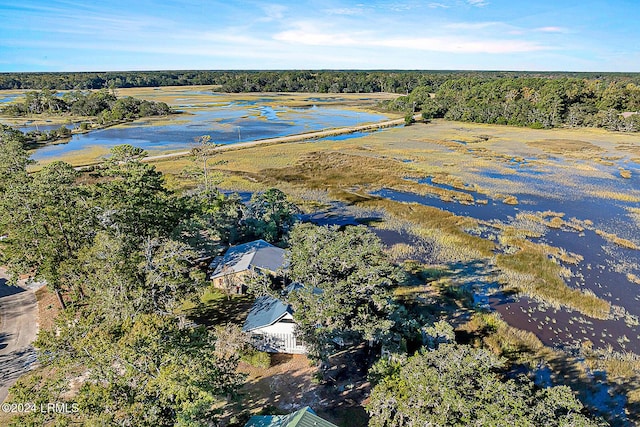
[{"xmin": 1, "ymin": 0, "xmax": 638, "ymax": 72}]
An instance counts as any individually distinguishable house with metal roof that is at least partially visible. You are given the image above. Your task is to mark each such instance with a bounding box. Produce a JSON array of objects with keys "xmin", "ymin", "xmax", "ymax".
[
  {"xmin": 244, "ymin": 406, "xmax": 337, "ymax": 427},
  {"xmin": 242, "ymin": 294, "xmax": 306, "ymax": 354},
  {"xmin": 209, "ymin": 239, "xmax": 287, "ymax": 294}
]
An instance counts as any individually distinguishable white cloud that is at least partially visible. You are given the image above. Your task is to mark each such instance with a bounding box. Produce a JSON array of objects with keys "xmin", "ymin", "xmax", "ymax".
[
  {"xmin": 467, "ymin": 0, "xmax": 489, "ymax": 7},
  {"xmin": 377, "ymin": 37, "xmax": 547, "ymax": 54},
  {"xmin": 258, "ymin": 4, "xmax": 287, "ymax": 22},
  {"xmin": 273, "ymin": 21, "xmax": 550, "ymax": 54},
  {"xmin": 535, "ymin": 26, "xmax": 568, "ymax": 33},
  {"xmin": 428, "ymin": 3, "xmax": 450, "ymax": 8},
  {"xmin": 273, "ymin": 22, "xmax": 362, "ymax": 46},
  {"xmin": 445, "ymin": 21, "xmax": 501, "ymax": 30},
  {"xmin": 324, "ymin": 7, "xmax": 367, "ymax": 16}
]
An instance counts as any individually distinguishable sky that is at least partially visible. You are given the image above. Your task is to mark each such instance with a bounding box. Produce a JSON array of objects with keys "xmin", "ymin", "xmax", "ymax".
[{"xmin": 1, "ymin": 0, "xmax": 639, "ymax": 72}]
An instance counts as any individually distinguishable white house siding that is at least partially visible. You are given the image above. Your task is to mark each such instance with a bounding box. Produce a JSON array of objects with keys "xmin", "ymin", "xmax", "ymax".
[{"xmin": 249, "ymin": 320, "xmax": 306, "ymax": 354}]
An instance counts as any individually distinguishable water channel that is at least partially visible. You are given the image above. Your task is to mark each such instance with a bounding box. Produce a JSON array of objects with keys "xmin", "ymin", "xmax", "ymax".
[{"xmin": 371, "ymin": 151, "xmax": 640, "ymax": 352}]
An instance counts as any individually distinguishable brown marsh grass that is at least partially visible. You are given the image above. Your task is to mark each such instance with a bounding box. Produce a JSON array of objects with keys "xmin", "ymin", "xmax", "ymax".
[
  {"xmin": 595, "ymin": 229, "xmax": 640, "ymax": 250},
  {"xmin": 496, "ymin": 242, "xmax": 611, "ymax": 319},
  {"xmin": 116, "ymin": 86, "xmax": 399, "ymax": 112},
  {"xmin": 589, "ymin": 190, "xmax": 640, "ymax": 203},
  {"xmin": 620, "ymin": 168, "xmax": 632, "ymax": 179},
  {"xmin": 525, "ymin": 139, "xmax": 605, "ymax": 154}
]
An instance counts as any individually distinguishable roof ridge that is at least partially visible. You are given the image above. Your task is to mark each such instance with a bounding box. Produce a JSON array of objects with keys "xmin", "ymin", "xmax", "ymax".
[
  {"xmin": 242, "ymin": 295, "xmax": 292, "ymax": 332},
  {"xmin": 246, "ymin": 248, "xmax": 258, "ymax": 266},
  {"xmin": 287, "ymin": 406, "xmax": 311, "ymax": 426}
]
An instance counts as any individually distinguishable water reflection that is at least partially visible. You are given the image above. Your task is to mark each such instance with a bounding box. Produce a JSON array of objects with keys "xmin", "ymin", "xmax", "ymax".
[
  {"xmin": 30, "ymin": 103, "xmax": 388, "ymax": 161},
  {"xmin": 370, "ymin": 164, "xmax": 640, "ymax": 352}
]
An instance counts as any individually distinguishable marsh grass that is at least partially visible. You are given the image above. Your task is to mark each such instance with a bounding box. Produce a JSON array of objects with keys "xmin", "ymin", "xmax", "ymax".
[
  {"xmin": 595, "ymin": 229, "xmax": 640, "ymax": 250},
  {"xmin": 28, "ymin": 145, "xmax": 111, "ymax": 171},
  {"xmin": 525, "ymin": 139, "xmax": 605, "ymax": 154},
  {"xmin": 357, "ymin": 199, "xmax": 494, "ymax": 259},
  {"xmin": 496, "ymin": 244, "xmax": 610, "ymax": 319},
  {"xmin": 116, "ymin": 86, "xmax": 398, "ymax": 111},
  {"xmin": 627, "ymin": 273, "xmax": 640, "ymax": 285},
  {"xmin": 628, "ymin": 208, "xmax": 640, "ymax": 228},
  {"xmin": 502, "ymin": 195, "xmax": 519, "ymax": 205},
  {"xmin": 589, "ymin": 190, "xmax": 640, "ymax": 203},
  {"xmin": 254, "ymin": 150, "xmax": 477, "ymax": 205},
  {"xmin": 620, "ymin": 168, "xmax": 632, "ymax": 179}
]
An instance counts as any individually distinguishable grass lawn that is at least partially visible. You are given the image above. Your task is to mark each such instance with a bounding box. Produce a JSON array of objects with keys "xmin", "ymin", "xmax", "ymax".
[{"xmin": 184, "ymin": 287, "xmax": 254, "ymax": 327}]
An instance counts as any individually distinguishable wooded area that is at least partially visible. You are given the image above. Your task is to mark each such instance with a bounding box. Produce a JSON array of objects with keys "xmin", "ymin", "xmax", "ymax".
[
  {"xmin": 0, "ymin": 89, "xmax": 172, "ymax": 144},
  {"xmin": 390, "ymin": 76, "xmax": 640, "ymax": 131},
  {"xmin": 2, "ymin": 70, "xmax": 639, "ymax": 94},
  {"xmin": 2, "ymin": 71, "xmax": 639, "ymax": 132}
]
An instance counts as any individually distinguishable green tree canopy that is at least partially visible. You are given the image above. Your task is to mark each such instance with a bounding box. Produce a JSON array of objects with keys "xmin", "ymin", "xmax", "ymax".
[
  {"xmin": 287, "ymin": 223, "xmax": 399, "ymax": 360},
  {"xmin": 95, "ymin": 145, "xmax": 181, "ymax": 242},
  {"xmin": 246, "ymin": 188, "xmax": 299, "ymax": 244},
  {"xmin": 367, "ymin": 343, "xmax": 605, "ymax": 427},
  {"xmin": 0, "ymin": 158, "xmax": 93, "ymax": 307}
]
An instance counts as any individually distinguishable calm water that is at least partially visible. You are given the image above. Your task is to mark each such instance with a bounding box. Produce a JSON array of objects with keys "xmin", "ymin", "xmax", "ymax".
[
  {"xmin": 18, "ymin": 122, "xmax": 79, "ymax": 133},
  {"xmin": 0, "ymin": 94, "xmax": 22, "ymax": 103},
  {"xmin": 371, "ymin": 155, "xmax": 640, "ymax": 352},
  {"xmin": 30, "ymin": 103, "xmax": 388, "ymax": 160}
]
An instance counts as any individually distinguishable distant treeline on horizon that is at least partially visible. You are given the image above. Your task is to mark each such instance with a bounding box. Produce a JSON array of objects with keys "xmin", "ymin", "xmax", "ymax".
[
  {"xmin": 2, "ymin": 70, "xmax": 639, "ymax": 131},
  {"xmin": 2, "ymin": 70, "xmax": 640, "ymax": 93}
]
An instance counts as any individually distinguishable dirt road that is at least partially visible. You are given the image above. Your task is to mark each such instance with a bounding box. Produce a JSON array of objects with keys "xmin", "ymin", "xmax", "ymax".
[
  {"xmin": 0, "ymin": 270, "xmax": 41, "ymax": 402},
  {"xmin": 71, "ymin": 114, "xmax": 414, "ymax": 169}
]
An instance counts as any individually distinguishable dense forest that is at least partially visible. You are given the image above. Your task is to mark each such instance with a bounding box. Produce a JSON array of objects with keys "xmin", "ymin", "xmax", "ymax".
[
  {"xmin": 2, "ymin": 70, "xmax": 639, "ymax": 132},
  {"xmin": 390, "ymin": 76, "xmax": 640, "ymax": 131},
  {"xmin": 2, "ymin": 70, "xmax": 640, "ymax": 94}
]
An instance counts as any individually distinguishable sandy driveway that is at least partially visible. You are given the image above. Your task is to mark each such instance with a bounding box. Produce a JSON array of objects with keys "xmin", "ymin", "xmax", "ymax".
[{"xmin": 0, "ymin": 270, "xmax": 41, "ymax": 402}]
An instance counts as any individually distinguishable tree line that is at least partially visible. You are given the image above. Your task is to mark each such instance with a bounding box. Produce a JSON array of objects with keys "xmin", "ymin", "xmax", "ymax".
[
  {"xmin": 2, "ymin": 88, "xmax": 171, "ymax": 120},
  {"xmin": 389, "ymin": 76, "xmax": 640, "ymax": 131},
  {"xmin": 2, "ymin": 70, "xmax": 639, "ymax": 95},
  {"xmin": 0, "ymin": 89, "xmax": 172, "ymax": 144}
]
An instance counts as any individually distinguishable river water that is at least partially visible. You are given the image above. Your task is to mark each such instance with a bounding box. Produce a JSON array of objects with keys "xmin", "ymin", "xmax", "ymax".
[{"xmin": 26, "ymin": 102, "xmax": 388, "ymax": 161}]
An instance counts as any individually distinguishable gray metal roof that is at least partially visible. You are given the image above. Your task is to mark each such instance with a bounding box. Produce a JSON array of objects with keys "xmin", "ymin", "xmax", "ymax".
[
  {"xmin": 210, "ymin": 239, "xmax": 287, "ymax": 280},
  {"xmin": 242, "ymin": 295, "xmax": 293, "ymax": 332},
  {"xmin": 244, "ymin": 406, "xmax": 337, "ymax": 427}
]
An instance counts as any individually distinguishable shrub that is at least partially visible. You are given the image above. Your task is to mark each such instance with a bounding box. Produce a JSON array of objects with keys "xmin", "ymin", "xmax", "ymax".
[
  {"xmin": 529, "ymin": 121, "xmax": 544, "ymax": 129},
  {"xmin": 241, "ymin": 350, "xmax": 271, "ymax": 369},
  {"xmin": 404, "ymin": 113, "xmax": 416, "ymax": 126}
]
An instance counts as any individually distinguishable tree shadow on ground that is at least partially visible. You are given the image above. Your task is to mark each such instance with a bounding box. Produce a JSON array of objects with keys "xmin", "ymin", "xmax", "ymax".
[
  {"xmin": 187, "ymin": 294, "xmax": 254, "ymax": 327},
  {"xmin": 0, "ymin": 332, "xmax": 10, "ymax": 351},
  {"xmin": 0, "ymin": 278, "xmax": 25, "ymax": 298},
  {"xmin": 226, "ymin": 348, "xmax": 371, "ymax": 427}
]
